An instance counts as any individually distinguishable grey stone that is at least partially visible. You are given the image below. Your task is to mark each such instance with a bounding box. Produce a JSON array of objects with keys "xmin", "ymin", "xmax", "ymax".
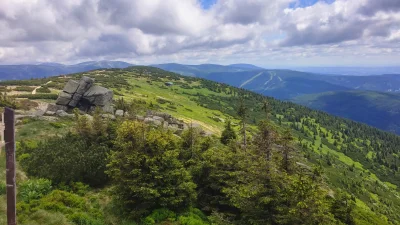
[
  {"xmin": 56, "ymin": 92, "xmax": 72, "ymax": 105},
  {"xmin": 47, "ymin": 103, "xmax": 68, "ymax": 112},
  {"xmin": 152, "ymin": 116, "xmax": 164, "ymax": 122},
  {"xmin": 83, "ymin": 86, "xmax": 113, "ymax": 106},
  {"xmin": 144, "ymin": 117, "xmax": 155, "ymax": 124},
  {"xmin": 136, "ymin": 115, "xmax": 144, "ymax": 121},
  {"xmin": 68, "ymin": 93, "xmax": 82, "ymax": 107},
  {"xmin": 153, "ymin": 120, "xmax": 162, "ymax": 126},
  {"xmin": 45, "ymin": 111, "xmax": 56, "ymax": 116},
  {"xmin": 15, "ymin": 115, "xmax": 35, "ymax": 119},
  {"xmin": 115, "ymin": 110, "xmax": 124, "ymax": 117},
  {"xmin": 55, "ymin": 76, "xmax": 113, "ymax": 113},
  {"xmin": 101, "ymin": 114, "xmax": 116, "ymax": 120},
  {"xmin": 76, "ymin": 76, "xmax": 94, "ymax": 95},
  {"xmin": 33, "ymin": 109, "xmax": 45, "ymax": 117},
  {"xmin": 56, "ymin": 110, "xmax": 73, "ymax": 118},
  {"xmin": 63, "ymin": 80, "xmax": 79, "ymax": 94}
]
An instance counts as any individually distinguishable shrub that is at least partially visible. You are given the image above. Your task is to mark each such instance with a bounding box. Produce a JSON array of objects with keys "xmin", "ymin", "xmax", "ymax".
[
  {"xmin": 16, "ymin": 94, "xmax": 58, "ymax": 100},
  {"xmin": 18, "ymin": 179, "xmax": 52, "ymax": 202},
  {"xmin": 15, "ymin": 86, "xmax": 35, "ymax": 92},
  {"xmin": 36, "ymin": 86, "xmax": 51, "ymax": 93},
  {"xmin": 0, "ymin": 181, "xmax": 6, "ymax": 195},
  {"xmin": 143, "ymin": 209, "xmax": 176, "ymax": 224},
  {"xmin": 19, "ymin": 133, "xmax": 111, "ymax": 187},
  {"xmin": 17, "ymin": 190, "xmax": 103, "ymax": 224}
]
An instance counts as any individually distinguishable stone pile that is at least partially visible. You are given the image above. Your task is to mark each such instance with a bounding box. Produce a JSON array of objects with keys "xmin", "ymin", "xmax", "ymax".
[{"xmin": 55, "ymin": 76, "xmax": 113, "ymax": 113}]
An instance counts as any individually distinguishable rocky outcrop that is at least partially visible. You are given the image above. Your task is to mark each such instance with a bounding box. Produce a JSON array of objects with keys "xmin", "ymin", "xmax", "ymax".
[{"xmin": 55, "ymin": 76, "xmax": 113, "ymax": 113}]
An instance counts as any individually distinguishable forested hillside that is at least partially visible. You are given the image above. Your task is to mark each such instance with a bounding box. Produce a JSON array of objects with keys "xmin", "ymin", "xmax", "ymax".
[
  {"xmin": 293, "ymin": 91, "xmax": 400, "ymax": 134},
  {"xmin": 0, "ymin": 66, "xmax": 400, "ymax": 224}
]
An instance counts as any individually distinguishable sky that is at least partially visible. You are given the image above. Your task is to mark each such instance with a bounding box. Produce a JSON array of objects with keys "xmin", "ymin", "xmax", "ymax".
[{"xmin": 0, "ymin": 0, "xmax": 399, "ymax": 67}]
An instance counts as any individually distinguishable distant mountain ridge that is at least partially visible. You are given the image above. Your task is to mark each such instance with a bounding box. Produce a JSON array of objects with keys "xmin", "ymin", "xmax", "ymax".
[
  {"xmin": 152, "ymin": 63, "xmax": 264, "ymax": 77},
  {"xmin": 0, "ymin": 61, "xmax": 133, "ymax": 81}
]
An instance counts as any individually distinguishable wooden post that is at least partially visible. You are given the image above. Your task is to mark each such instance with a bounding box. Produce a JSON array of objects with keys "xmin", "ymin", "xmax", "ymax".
[{"xmin": 4, "ymin": 108, "xmax": 16, "ymax": 225}]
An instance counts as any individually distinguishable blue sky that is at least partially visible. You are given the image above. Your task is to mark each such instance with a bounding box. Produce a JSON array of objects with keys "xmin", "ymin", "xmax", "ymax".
[
  {"xmin": 200, "ymin": 0, "xmax": 217, "ymax": 9},
  {"xmin": 200, "ymin": 0, "xmax": 336, "ymax": 10},
  {"xmin": 289, "ymin": 0, "xmax": 335, "ymax": 8}
]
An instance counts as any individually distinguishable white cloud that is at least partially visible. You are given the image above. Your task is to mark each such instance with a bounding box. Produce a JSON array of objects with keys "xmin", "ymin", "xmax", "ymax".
[{"xmin": 0, "ymin": 0, "xmax": 399, "ymax": 66}]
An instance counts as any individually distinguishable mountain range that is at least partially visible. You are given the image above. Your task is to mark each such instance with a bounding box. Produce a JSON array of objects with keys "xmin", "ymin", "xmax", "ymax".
[
  {"xmin": 1, "ymin": 61, "xmax": 400, "ymax": 134},
  {"xmin": 0, "ymin": 61, "xmax": 132, "ymax": 81}
]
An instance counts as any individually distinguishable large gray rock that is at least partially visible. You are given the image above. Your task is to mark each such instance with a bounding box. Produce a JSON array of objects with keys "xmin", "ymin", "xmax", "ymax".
[
  {"xmin": 55, "ymin": 76, "xmax": 113, "ymax": 113},
  {"xmin": 83, "ymin": 85, "xmax": 113, "ymax": 107},
  {"xmin": 57, "ymin": 92, "xmax": 72, "ymax": 105},
  {"xmin": 63, "ymin": 80, "xmax": 79, "ymax": 94}
]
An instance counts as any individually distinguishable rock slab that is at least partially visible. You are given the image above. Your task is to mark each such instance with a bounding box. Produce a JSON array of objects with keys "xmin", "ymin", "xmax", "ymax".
[{"xmin": 55, "ymin": 76, "xmax": 113, "ymax": 113}]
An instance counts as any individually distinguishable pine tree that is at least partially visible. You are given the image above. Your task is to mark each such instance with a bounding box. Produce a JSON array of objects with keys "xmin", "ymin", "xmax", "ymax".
[
  {"xmin": 237, "ymin": 97, "xmax": 248, "ymax": 148},
  {"xmin": 220, "ymin": 120, "xmax": 237, "ymax": 145}
]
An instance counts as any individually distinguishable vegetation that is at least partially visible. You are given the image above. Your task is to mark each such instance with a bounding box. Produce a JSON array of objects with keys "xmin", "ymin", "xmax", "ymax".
[{"xmin": 1, "ymin": 66, "xmax": 400, "ymax": 224}]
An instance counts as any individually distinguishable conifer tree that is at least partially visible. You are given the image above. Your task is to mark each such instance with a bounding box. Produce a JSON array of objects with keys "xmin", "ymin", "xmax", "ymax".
[{"xmin": 220, "ymin": 120, "xmax": 237, "ymax": 145}]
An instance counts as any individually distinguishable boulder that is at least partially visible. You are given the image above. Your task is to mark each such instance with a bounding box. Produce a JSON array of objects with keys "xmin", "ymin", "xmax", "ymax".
[
  {"xmin": 55, "ymin": 76, "xmax": 113, "ymax": 113},
  {"xmin": 45, "ymin": 111, "xmax": 56, "ymax": 116},
  {"xmin": 33, "ymin": 110, "xmax": 45, "ymax": 117},
  {"xmin": 152, "ymin": 116, "xmax": 164, "ymax": 122},
  {"xmin": 102, "ymin": 114, "xmax": 116, "ymax": 120},
  {"xmin": 56, "ymin": 92, "xmax": 72, "ymax": 105},
  {"xmin": 115, "ymin": 110, "xmax": 124, "ymax": 117},
  {"xmin": 63, "ymin": 80, "xmax": 79, "ymax": 94},
  {"xmin": 47, "ymin": 103, "xmax": 68, "ymax": 112},
  {"xmin": 56, "ymin": 110, "xmax": 73, "ymax": 117}
]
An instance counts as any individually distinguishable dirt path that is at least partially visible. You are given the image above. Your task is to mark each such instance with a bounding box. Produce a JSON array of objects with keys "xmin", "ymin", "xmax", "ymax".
[{"xmin": 32, "ymin": 81, "xmax": 52, "ymax": 94}]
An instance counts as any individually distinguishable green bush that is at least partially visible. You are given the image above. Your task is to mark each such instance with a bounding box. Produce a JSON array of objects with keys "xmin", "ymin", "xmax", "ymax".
[
  {"xmin": 36, "ymin": 86, "xmax": 51, "ymax": 93},
  {"xmin": 15, "ymin": 86, "xmax": 35, "ymax": 92},
  {"xmin": 177, "ymin": 209, "xmax": 209, "ymax": 225},
  {"xmin": 143, "ymin": 208, "xmax": 176, "ymax": 224},
  {"xmin": 0, "ymin": 181, "xmax": 6, "ymax": 195},
  {"xmin": 16, "ymin": 94, "xmax": 58, "ymax": 100},
  {"xmin": 17, "ymin": 190, "xmax": 103, "ymax": 224},
  {"xmin": 68, "ymin": 212, "xmax": 103, "ymax": 225},
  {"xmin": 19, "ymin": 133, "xmax": 111, "ymax": 187},
  {"xmin": 18, "ymin": 178, "xmax": 52, "ymax": 202}
]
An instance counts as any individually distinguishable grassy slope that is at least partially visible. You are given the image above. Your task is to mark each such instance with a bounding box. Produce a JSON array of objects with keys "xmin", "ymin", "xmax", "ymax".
[
  {"xmin": 1, "ymin": 67, "xmax": 400, "ymax": 224},
  {"xmin": 293, "ymin": 90, "xmax": 400, "ymax": 134}
]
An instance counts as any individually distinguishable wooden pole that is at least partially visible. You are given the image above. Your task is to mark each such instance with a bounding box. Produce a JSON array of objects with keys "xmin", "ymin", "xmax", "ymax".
[{"xmin": 4, "ymin": 108, "xmax": 16, "ymax": 225}]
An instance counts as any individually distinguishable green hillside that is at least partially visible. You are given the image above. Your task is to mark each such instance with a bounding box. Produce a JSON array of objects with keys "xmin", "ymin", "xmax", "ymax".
[
  {"xmin": 293, "ymin": 91, "xmax": 400, "ymax": 134},
  {"xmin": 1, "ymin": 66, "xmax": 400, "ymax": 224}
]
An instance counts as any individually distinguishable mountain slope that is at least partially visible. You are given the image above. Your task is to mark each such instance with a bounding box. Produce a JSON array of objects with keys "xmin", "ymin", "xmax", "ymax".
[
  {"xmin": 0, "ymin": 60, "xmax": 133, "ymax": 80},
  {"xmin": 152, "ymin": 63, "xmax": 262, "ymax": 77},
  {"xmin": 313, "ymin": 74, "xmax": 400, "ymax": 93},
  {"xmin": 2, "ymin": 66, "xmax": 400, "ymax": 224},
  {"xmin": 293, "ymin": 90, "xmax": 400, "ymax": 134},
  {"xmin": 205, "ymin": 69, "xmax": 350, "ymax": 99}
]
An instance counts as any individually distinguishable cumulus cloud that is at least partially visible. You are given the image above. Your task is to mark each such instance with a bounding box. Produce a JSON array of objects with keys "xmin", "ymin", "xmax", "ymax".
[{"xmin": 0, "ymin": 0, "xmax": 399, "ymax": 66}]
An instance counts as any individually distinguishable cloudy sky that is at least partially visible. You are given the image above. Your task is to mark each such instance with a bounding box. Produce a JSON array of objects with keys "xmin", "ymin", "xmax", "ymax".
[{"xmin": 0, "ymin": 0, "xmax": 399, "ymax": 67}]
